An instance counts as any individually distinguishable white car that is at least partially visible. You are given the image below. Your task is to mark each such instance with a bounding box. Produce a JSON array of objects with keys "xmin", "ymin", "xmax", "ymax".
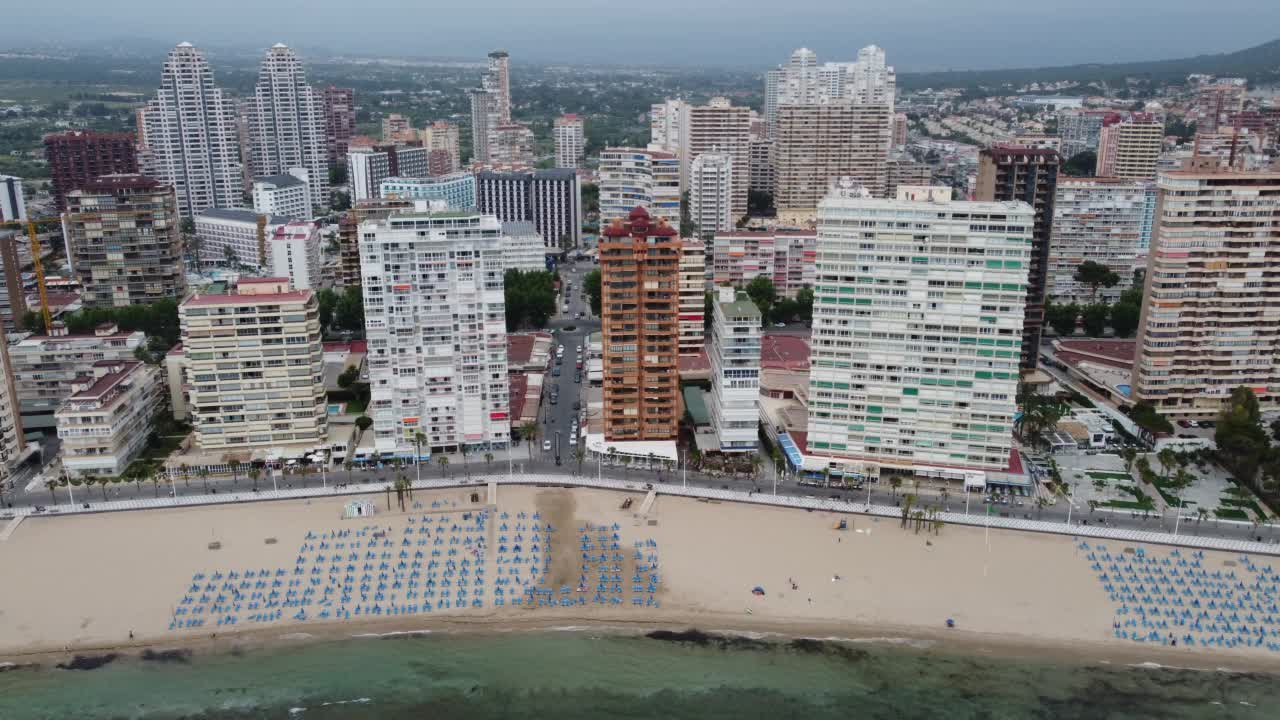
[{"xmin": 542, "ymin": 440, "xmax": 552, "ymax": 452}]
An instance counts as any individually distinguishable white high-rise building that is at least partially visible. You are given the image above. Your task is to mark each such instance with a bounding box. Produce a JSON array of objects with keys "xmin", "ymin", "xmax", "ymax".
[
  {"xmin": 764, "ymin": 68, "xmax": 785, "ymax": 136},
  {"xmin": 689, "ymin": 152, "xmax": 733, "ymax": 235},
  {"xmin": 1049, "ymin": 177, "xmax": 1156, "ymax": 302},
  {"xmin": 598, "ymin": 147, "xmax": 680, "ymax": 223},
  {"xmin": 252, "ymin": 169, "xmax": 312, "ymax": 219},
  {"xmin": 140, "ymin": 42, "xmax": 243, "ymax": 217},
  {"xmin": 650, "ymin": 99, "xmax": 686, "ymax": 152},
  {"xmin": 780, "ymin": 48, "xmax": 820, "ymax": 106},
  {"xmin": 806, "ymin": 184, "xmax": 1031, "ymax": 482},
  {"xmin": 775, "ymin": 45, "xmax": 895, "ymax": 109},
  {"xmin": 500, "ymin": 220, "xmax": 547, "ymax": 273},
  {"xmin": 553, "ymin": 114, "xmax": 585, "ymax": 169},
  {"xmin": 268, "ymin": 221, "xmax": 322, "ymax": 290},
  {"xmin": 248, "ymin": 44, "xmax": 330, "ymax": 212},
  {"xmin": 0, "ymin": 175, "xmax": 25, "ymax": 222},
  {"xmin": 679, "ymin": 238, "xmax": 707, "ymax": 356},
  {"xmin": 708, "ymin": 286, "xmax": 761, "ymax": 454},
  {"xmin": 359, "ymin": 205, "xmax": 511, "ymax": 456}
]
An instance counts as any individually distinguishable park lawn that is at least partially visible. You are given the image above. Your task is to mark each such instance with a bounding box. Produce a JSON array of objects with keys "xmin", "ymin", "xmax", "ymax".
[
  {"xmin": 1219, "ymin": 495, "xmax": 1266, "ymax": 519},
  {"xmin": 1087, "ymin": 471, "xmax": 1133, "ymax": 481},
  {"xmin": 1105, "ymin": 499, "xmax": 1156, "ymax": 511},
  {"xmin": 1214, "ymin": 508, "xmax": 1250, "ymax": 521}
]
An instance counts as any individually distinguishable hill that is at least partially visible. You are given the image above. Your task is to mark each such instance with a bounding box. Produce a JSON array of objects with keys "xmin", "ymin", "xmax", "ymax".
[{"xmin": 899, "ymin": 38, "xmax": 1280, "ymax": 93}]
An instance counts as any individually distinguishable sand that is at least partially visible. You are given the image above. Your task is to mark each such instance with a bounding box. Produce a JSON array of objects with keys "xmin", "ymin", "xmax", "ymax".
[{"xmin": 1, "ymin": 485, "xmax": 1277, "ymax": 670}]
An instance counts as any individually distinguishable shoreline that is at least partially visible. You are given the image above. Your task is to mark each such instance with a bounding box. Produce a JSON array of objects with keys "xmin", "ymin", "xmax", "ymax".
[{"xmin": 7, "ymin": 610, "xmax": 1280, "ymax": 677}]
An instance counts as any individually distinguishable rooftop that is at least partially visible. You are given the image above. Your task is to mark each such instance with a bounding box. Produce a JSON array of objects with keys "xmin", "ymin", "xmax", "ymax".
[
  {"xmin": 198, "ymin": 207, "xmax": 292, "ymax": 225},
  {"xmin": 183, "ymin": 289, "xmax": 313, "ymax": 307},
  {"xmin": 760, "ymin": 334, "xmax": 810, "ymax": 370},
  {"xmin": 255, "ymin": 174, "xmax": 305, "ymax": 188}
]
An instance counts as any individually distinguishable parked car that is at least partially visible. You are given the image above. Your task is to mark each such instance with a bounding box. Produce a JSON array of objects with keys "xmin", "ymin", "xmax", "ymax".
[
  {"xmin": 550, "ymin": 395, "xmax": 559, "ymax": 405},
  {"xmin": 542, "ymin": 440, "xmax": 552, "ymax": 452},
  {"xmin": 1177, "ymin": 420, "xmax": 1191, "ymax": 428}
]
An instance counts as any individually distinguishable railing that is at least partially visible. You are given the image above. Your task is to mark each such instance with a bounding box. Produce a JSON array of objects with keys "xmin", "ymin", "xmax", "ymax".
[{"xmin": 8, "ymin": 472, "xmax": 1280, "ymax": 557}]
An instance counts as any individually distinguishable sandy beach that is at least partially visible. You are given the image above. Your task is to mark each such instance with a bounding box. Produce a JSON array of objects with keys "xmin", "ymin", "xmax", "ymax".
[{"xmin": 1, "ymin": 484, "xmax": 1278, "ymax": 670}]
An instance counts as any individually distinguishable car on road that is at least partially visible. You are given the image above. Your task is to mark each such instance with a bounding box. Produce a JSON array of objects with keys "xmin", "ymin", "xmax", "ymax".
[
  {"xmin": 773, "ymin": 322, "xmax": 787, "ymax": 328},
  {"xmin": 574, "ymin": 373, "xmax": 581, "ymax": 383},
  {"xmin": 1177, "ymin": 420, "xmax": 1191, "ymax": 428},
  {"xmin": 550, "ymin": 395, "xmax": 559, "ymax": 404},
  {"xmin": 573, "ymin": 400, "xmax": 581, "ymax": 410},
  {"xmin": 575, "ymin": 360, "xmax": 582, "ymax": 369},
  {"xmin": 1187, "ymin": 420, "xmax": 1200, "ymax": 428},
  {"xmin": 552, "ymin": 367, "xmax": 561, "ymax": 377},
  {"xmin": 542, "ymin": 440, "xmax": 552, "ymax": 452}
]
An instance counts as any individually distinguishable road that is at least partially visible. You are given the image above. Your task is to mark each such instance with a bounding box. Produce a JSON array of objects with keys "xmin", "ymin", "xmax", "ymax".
[{"xmin": 535, "ymin": 259, "xmax": 599, "ymax": 468}]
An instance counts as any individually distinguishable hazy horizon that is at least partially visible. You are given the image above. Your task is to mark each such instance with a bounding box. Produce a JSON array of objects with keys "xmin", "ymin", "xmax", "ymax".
[{"xmin": 1, "ymin": 1, "xmax": 1278, "ymax": 71}]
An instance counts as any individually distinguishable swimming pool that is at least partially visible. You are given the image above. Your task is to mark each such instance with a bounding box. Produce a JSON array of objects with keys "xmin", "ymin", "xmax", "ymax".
[{"xmin": 1115, "ymin": 384, "xmax": 1131, "ymax": 397}]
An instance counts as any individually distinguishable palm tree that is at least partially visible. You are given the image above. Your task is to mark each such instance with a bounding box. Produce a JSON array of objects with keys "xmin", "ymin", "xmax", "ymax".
[
  {"xmin": 900, "ymin": 493, "xmax": 916, "ymax": 529},
  {"xmin": 44, "ymin": 479, "xmax": 57, "ymax": 505},
  {"xmin": 889, "ymin": 475, "xmax": 902, "ymax": 499},
  {"xmin": 413, "ymin": 431, "xmax": 427, "ymax": 484},
  {"xmin": 228, "ymin": 459, "xmax": 241, "ymax": 486},
  {"xmin": 436, "ymin": 455, "xmax": 450, "ymax": 478},
  {"xmin": 179, "ymin": 463, "xmax": 191, "ymax": 488},
  {"xmin": 460, "ymin": 443, "xmax": 471, "ymax": 480},
  {"xmin": 248, "ymin": 466, "xmax": 261, "ymax": 491},
  {"xmin": 149, "ymin": 472, "xmax": 161, "ymax": 498},
  {"xmin": 197, "ymin": 467, "xmax": 211, "ymax": 493},
  {"xmin": 1156, "ymin": 448, "xmax": 1177, "ymax": 483},
  {"xmin": 85, "ymin": 475, "xmax": 102, "ymax": 501},
  {"xmin": 822, "ymin": 467, "xmax": 832, "ymax": 488},
  {"xmin": 621, "ymin": 456, "xmax": 631, "ymax": 481},
  {"xmin": 521, "ymin": 421, "xmax": 539, "ymax": 461},
  {"xmin": 1035, "ymin": 496, "xmax": 1048, "ymax": 519},
  {"xmin": 297, "ymin": 457, "xmax": 311, "ymax": 488},
  {"xmin": 484, "ymin": 451, "xmax": 495, "ymax": 472},
  {"xmin": 343, "ymin": 458, "xmax": 354, "ymax": 485},
  {"xmin": 355, "ymin": 415, "xmax": 373, "ymax": 443},
  {"xmin": 394, "ymin": 475, "xmax": 410, "ymax": 512},
  {"xmin": 574, "ymin": 447, "xmax": 586, "ymax": 476},
  {"xmin": 1120, "ymin": 448, "xmax": 1137, "ymax": 476}
]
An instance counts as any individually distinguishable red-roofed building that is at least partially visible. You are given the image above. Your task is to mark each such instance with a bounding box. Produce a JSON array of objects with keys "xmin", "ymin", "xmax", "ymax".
[
  {"xmin": 56, "ymin": 359, "xmax": 162, "ymax": 477},
  {"xmin": 761, "ymin": 334, "xmax": 810, "ymax": 370}
]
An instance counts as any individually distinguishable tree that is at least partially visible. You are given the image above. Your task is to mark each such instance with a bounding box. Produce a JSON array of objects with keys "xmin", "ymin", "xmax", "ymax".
[
  {"xmin": 521, "ymin": 421, "xmax": 540, "ymax": 461},
  {"xmin": 583, "ymin": 269, "xmax": 602, "ymax": 317},
  {"xmin": 581, "ymin": 182, "xmax": 599, "ymax": 215},
  {"xmin": 794, "ymin": 287, "xmax": 814, "ymax": 326},
  {"xmin": 355, "ymin": 415, "xmax": 373, "ymax": 443},
  {"xmin": 1121, "ymin": 447, "xmax": 1137, "ymax": 475},
  {"xmin": 1062, "ymin": 150, "xmax": 1097, "ymax": 177},
  {"xmin": 196, "ymin": 467, "xmax": 210, "ymax": 493},
  {"xmin": 1074, "ymin": 262, "xmax": 1121, "ymax": 302},
  {"xmin": 889, "ymin": 475, "xmax": 902, "ymax": 499},
  {"xmin": 575, "ymin": 447, "xmax": 586, "ymax": 475},
  {"xmin": 228, "ymin": 459, "xmax": 241, "ymax": 486},
  {"xmin": 1156, "ymin": 448, "xmax": 1177, "ymax": 482},
  {"xmin": 747, "ymin": 189, "xmax": 774, "ymax": 216},
  {"xmin": 703, "ymin": 290, "xmax": 715, "ymax": 331},
  {"xmin": 337, "ymin": 366, "xmax": 360, "ymax": 389},
  {"xmin": 679, "ymin": 190, "xmax": 698, "ymax": 238},
  {"xmin": 459, "ymin": 443, "xmax": 471, "ymax": 480},
  {"xmin": 504, "ymin": 269, "xmax": 559, "ymax": 330},
  {"xmin": 1215, "ymin": 386, "xmax": 1270, "ymax": 493},
  {"xmin": 1109, "ymin": 300, "xmax": 1140, "ymax": 338},
  {"xmin": 249, "ymin": 466, "xmax": 261, "ymax": 492},
  {"xmin": 436, "ymin": 455, "xmax": 450, "ymax": 478},
  {"xmin": 333, "ymin": 286, "xmax": 364, "ymax": 334},
  {"xmin": 1130, "ymin": 401, "xmax": 1174, "ymax": 434},
  {"xmin": 744, "ymin": 276, "xmax": 775, "ymax": 327},
  {"xmin": 331, "ymin": 190, "xmax": 351, "ymax": 212},
  {"xmin": 45, "ymin": 479, "xmax": 57, "ymax": 505},
  {"xmin": 317, "ymin": 288, "xmax": 337, "ymax": 331},
  {"xmin": 1081, "ymin": 303, "xmax": 1110, "ymax": 337},
  {"xmin": 1045, "ymin": 301, "xmax": 1079, "ymax": 337}
]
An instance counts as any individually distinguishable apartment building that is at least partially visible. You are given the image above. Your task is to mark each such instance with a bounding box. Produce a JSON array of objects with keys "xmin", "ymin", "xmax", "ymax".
[
  {"xmin": 336, "ymin": 198, "xmax": 414, "ymax": 286},
  {"xmin": 418, "ymin": 121, "xmax": 461, "ymax": 172},
  {"xmin": 885, "ymin": 157, "xmax": 933, "ymax": 196},
  {"xmin": 683, "ymin": 98, "xmax": 752, "ymax": 219},
  {"xmin": 774, "ymin": 103, "xmax": 891, "ymax": 213},
  {"xmin": 139, "ymin": 43, "xmax": 243, "ymax": 217},
  {"xmin": 268, "ymin": 221, "xmax": 322, "ymax": 290},
  {"xmin": 347, "ymin": 144, "xmax": 429, "ymax": 201},
  {"xmin": 678, "ymin": 238, "xmax": 706, "ymax": 356},
  {"xmin": 248, "ymin": 44, "xmax": 329, "ymax": 211},
  {"xmin": 710, "ymin": 229, "xmax": 816, "ymax": 298},
  {"xmin": 599, "ymin": 207, "xmax": 682, "ymax": 442},
  {"xmin": 359, "ymin": 207, "xmax": 511, "ymax": 456},
  {"xmin": 554, "ymin": 114, "xmax": 585, "ymax": 169},
  {"xmin": 500, "ymin": 220, "xmax": 548, "ymax": 273},
  {"xmin": 688, "ymin": 152, "xmax": 733, "ymax": 235},
  {"xmin": 1, "ymin": 175, "xmax": 26, "ymax": 222},
  {"xmin": 252, "ymin": 171, "xmax": 312, "ymax": 219},
  {"xmin": 708, "ymin": 286, "xmax": 761, "ymax": 453},
  {"xmin": 321, "ymin": 86, "xmax": 355, "ymax": 170},
  {"xmin": 1096, "ymin": 113, "xmax": 1164, "ymax": 181},
  {"xmin": 1057, "ymin": 109, "xmax": 1121, "ymax": 160},
  {"xmin": 749, "ymin": 138, "xmax": 775, "ymax": 195},
  {"xmin": 178, "ymin": 278, "xmax": 327, "ymax": 452},
  {"xmin": 56, "ymin": 360, "xmax": 161, "ymax": 478},
  {"xmin": 8, "ymin": 322, "xmax": 146, "ymax": 435},
  {"xmin": 806, "ymin": 185, "xmax": 1031, "ymax": 480},
  {"xmin": 650, "ymin": 99, "xmax": 685, "ymax": 152},
  {"xmin": 490, "ymin": 123, "xmax": 535, "ymax": 168},
  {"xmin": 976, "ymin": 145, "xmax": 1059, "ymax": 370},
  {"xmin": 43, "ymin": 130, "xmax": 138, "ymax": 212},
  {"xmin": 1195, "ymin": 79, "xmax": 1247, "ymax": 133},
  {"xmin": 0, "ymin": 336, "xmax": 23, "ymax": 486},
  {"xmin": 0, "ymin": 231, "xmax": 26, "ymax": 333},
  {"xmin": 61, "ymin": 174, "xmax": 185, "ymax": 307},
  {"xmin": 1131, "ymin": 161, "xmax": 1280, "ymax": 420},
  {"xmin": 381, "ymin": 113, "xmax": 415, "ymax": 143},
  {"xmin": 1048, "ymin": 177, "xmax": 1155, "ymax": 302},
  {"xmin": 380, "ymin": 172, "xmax": 477, "ymax": 210},
  {"xmin": 598, "ymin": 147, "xmax": 680, "ymax": 223},
  {"xmin": 194, "ymin": 208, "xmax": 290, "ymax": 270},
  {"xmin": 474, "ymin": 169, "xmax": 581, "ymax": 249}
]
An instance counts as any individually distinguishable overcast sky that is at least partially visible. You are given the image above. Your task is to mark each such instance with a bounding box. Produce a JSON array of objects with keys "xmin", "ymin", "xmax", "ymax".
[{"xmin": 4, "ymin": 0, "xmax": 1278, "ymax": 70}]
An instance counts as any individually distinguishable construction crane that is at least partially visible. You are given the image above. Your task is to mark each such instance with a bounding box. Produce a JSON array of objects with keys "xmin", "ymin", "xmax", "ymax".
[{"xmin": 0, "ymin": 217, "xmax": 56, "ymax": 334}]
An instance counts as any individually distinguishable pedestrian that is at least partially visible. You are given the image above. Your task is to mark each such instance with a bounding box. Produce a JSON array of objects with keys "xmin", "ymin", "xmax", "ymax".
[{"xmin": 129, "ymin": 630, "xmax": 134, "ymax": 640}]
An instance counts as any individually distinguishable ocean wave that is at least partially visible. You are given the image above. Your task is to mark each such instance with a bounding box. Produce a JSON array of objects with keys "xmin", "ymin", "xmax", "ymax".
[
  {"xmin": 278, "ymin": 633, "xmax": 314, "ymax": 640},
  {"xmin": 319, "ymin": 698, "xmax": 371, "ymax": 706},
  {"xmin": 826, "ymin": 636, "xmax": 936, "ymax": 650},
  {"xmin": 349, "ymin": 630, "xmax": 434, "ymax": 638}
]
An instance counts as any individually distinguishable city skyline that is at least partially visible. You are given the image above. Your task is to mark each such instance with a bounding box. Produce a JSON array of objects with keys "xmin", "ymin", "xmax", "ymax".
[{"xmin": 2, "ymin": 3, "xmax": 1279, "ymax": 71}]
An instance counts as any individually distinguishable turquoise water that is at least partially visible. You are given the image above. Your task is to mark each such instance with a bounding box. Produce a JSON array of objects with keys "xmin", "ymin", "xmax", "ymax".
[{"xmin": 1, "ymin": 630, "xmax": 1278, "ymax": 719}]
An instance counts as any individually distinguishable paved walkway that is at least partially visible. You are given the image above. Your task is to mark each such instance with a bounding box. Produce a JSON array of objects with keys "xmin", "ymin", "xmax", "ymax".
[{"xmin": 7, "ymin": 472, "xmax": 1280, "ymax": 556}]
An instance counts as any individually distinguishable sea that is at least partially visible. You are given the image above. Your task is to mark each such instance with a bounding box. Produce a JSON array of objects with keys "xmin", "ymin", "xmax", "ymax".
[{"xmin": 0, "ymin": 629, "xmax": 1277, "ymax": 719}]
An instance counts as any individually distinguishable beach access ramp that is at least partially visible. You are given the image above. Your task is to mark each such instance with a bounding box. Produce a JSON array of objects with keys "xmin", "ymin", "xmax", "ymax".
[{"xmin": 637, "ymin": 488, "xmax": 657, "ymax": 516}]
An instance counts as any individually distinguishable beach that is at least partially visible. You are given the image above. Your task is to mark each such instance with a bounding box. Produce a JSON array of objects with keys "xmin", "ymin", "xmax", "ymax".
[{"xmin": 1, "ymin": 484, "xmax": 1278, "ymax": 671}]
